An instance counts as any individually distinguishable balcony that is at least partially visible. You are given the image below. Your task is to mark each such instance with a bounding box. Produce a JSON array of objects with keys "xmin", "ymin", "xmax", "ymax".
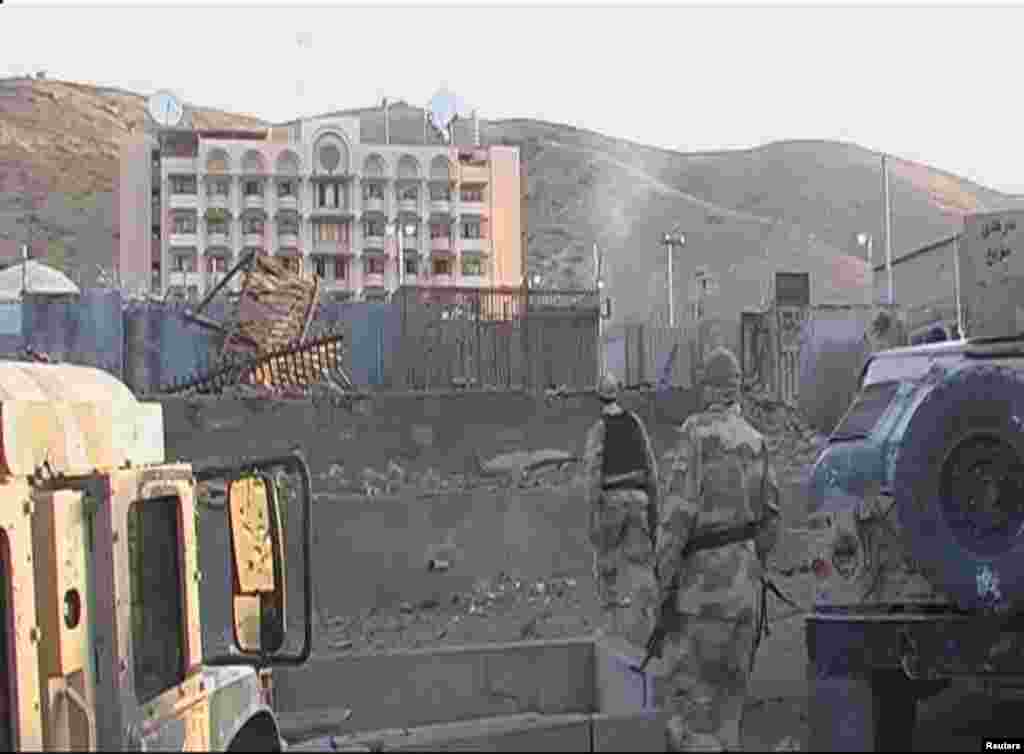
[
  {"xmin": 430, "ymin": 198, "xmax": 452, "ymax": 214},
  {"xmin": 458, "ymin": 163, "xmax": 490, "ymax": 184},
  {"xmin": 398, "ymin": 197, "xmax": 419, "ymax": 214},
  {"xmin": 206, "ymin": 231, "xmax": 230, "ymax": 247},
  {"xmin": 168, "ymin": 232, "xmax": 198, "ymax": 247},
  {"xmin": 169, "ymin": 193, "xmax": 199, "ymax": 210},
  {"xmin": 313, "ymin": 240, "xmax": 351, "ymax": 255},
  {"xmin": 458, "ymin": 197, "xmax": 486, "ymax": 215},
  {"xmin": 459, "ymin": 237, "xmax": 489, "ymax": 254},
  {"xmin": 244, "ymin": 232, "xmax": 264, "ymax": 247},
  {"xmin": 278, "ymin": 232, "xmax": 299, "ymax": 249},
  {"xmin": 207, "ymin": 193, "xmax": 229, "ymax": 210},
  {"xmin": 278, "ymin": 194, "xmax": 298, "ymax": 211},
  {"xmin": 168, "ymin": 271, "xmax": 203, "ymax": 289},
  {"xmin": 162, "ymin": 157, "xmax": 197, "ymax": 173},
  {"xmin": 363, "ymin": 272, "xmax": 386, "ymax": 288},
  {"xmin": 363, "ymin": 196, "xmax": 386, "ymax": 214},
  {"xmin": 431, "ymin": 235, "xmax": 452, "ymax": 252},
  {"xmin": 243, "ymin": 193, "xmax": 265, "ymax": 210},
  {"xmin": 310, "ymin": 203, "xmax": 350, "ymax": 218},
  {"xmin": 363, "ymin": 235, "xmax": 386, "ymax": 251}
]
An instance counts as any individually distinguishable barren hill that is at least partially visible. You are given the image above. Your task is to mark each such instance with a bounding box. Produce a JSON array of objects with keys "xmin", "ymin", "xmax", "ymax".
[{"xmin": 2, "ymin": 77, "xmax": 1020, "ymax": 317}]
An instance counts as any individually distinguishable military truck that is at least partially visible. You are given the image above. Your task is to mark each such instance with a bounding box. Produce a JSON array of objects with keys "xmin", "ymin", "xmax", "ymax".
[
  {"xmin": 0, "ymin": 361, "xmax": 312, "ymax": 750},
  {"xmin": 805, "ymin": 209, "xmax": 1024, "ymax": 750}
]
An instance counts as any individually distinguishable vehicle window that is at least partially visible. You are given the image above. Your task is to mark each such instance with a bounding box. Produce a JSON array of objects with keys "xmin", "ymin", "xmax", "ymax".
[
  {"xmin": 128, "ymin": 497, "xmax": 186, "ymax": 704},
  {"xmin": 831, "ymin": 381, "xmax": 902, "ymax": 440},
  {"xmin": 862, "ymin": 354, "xmax": 961, "ymax": 387},
  {"xmin": 0, "ymin": 531, "xmax": 12, "ymax": 750}
]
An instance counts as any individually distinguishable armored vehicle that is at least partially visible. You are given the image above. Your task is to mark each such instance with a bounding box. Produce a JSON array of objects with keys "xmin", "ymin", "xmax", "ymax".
[
  {"xmin": 0, "ymin": 361, "xmax": 312, "ymax": 750},
  {"xmin": 805, "ymin": 210, "xmax": 1024, "ymax": 750}
]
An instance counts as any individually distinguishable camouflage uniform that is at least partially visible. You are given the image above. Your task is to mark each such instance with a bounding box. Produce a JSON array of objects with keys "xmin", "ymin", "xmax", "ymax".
[
  {"xmin": 655, "ymin": 348, "xmax": 781, "ymax": 752},
  {"xmin": 582, "ymin": 373, "xmax": 660, "ymax": 647}
]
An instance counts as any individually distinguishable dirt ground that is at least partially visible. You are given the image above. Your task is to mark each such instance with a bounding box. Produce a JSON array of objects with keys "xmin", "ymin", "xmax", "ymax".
[{"xmin": 288, "ymin": 438, "xmax": 821, "ymax": 751}]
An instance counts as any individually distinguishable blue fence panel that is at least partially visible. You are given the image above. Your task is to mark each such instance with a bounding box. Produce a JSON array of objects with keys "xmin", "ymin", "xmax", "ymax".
[
  {"xmin": 158, "ymin": 308, "xmax": 219, "ymax": 390},
  {"xmin": 0, "ymin": 303, "xmax": 22, "ymax": 358},
  {"xmin": 22, "ymin": 289, "xmax": 124, "ymax": 379}
]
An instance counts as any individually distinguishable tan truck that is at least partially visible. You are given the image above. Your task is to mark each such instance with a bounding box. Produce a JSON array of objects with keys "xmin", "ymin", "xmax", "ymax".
[{"xmin": 0, "ymin": 360, "xmax": 312, "ymax": 751}]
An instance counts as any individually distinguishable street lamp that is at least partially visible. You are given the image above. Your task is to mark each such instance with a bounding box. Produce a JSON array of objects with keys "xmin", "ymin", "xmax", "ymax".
[
  {"xmin": 387, "ymin": 221, "xmax": 418, "ymax": 287},
  {"xmin": 857, "ymin": 233, "xmax": 874, "ymax": 305},
  {"xmin": 662, "ymin": 230, "xmax": 686, "ymax": 328}
]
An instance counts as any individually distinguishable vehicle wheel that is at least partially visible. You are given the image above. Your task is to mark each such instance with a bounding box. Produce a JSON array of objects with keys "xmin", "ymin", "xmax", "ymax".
[
  {"xmin": 893, "ymin": 363, "xmax": 1024, "ymax": 612},
  {"xmin": 808, "ymin": 669, "xmax": 918, "ymax": 751}
]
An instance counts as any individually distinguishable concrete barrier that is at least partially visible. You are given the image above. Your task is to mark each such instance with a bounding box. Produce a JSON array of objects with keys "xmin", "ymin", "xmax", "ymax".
[{"xmin": 180, "ymin": 389, "xmax": 700, "ymax": 644}]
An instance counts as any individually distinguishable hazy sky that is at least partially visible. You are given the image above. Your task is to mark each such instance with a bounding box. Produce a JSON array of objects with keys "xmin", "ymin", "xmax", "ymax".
[{"xmin": 3, "ymin": 2, "xmax": 1023, "ymax": 193}]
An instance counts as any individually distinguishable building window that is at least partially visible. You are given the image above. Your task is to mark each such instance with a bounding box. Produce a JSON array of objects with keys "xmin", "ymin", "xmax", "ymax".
[
  {"xmin": 461, "ymin": 255, "xmax": 483, "ymax": 277},
  {"xmin": 207, "ymin": 179, "xmax": 229, "ymax": 196},
  {"xmin": 363, "ymin": 183, "xmax": 384, "ymax": 200},
  {"xmin": 315, "ymin": 221, "xmax": 346, "ymax": 243},
  {"xmin": 207, "ymin": 256, "xmax": 227, "ymax": 274},
  {"xmin": 316, "ymin": 182, "xmax": 341, "ymax": 209},
  {"xmin": 364, "ymin": 256, "xmax": 385, "ymax": 275},
  {"xmin": 207, "ymin": 220, "xmax": 227, "ymax": 236},
  {"xmin": 334, "ymin": 257, "xmax": 348, "ymax": 280},
  {"xmin": 432, "ymin": 257, "xmax": 452, "ymax": 276},
  {"xmin": 173, "ymin": 254, "xmax": 195, "ymax": 272},
  {"xmin": 461, "ymin": 220, "xmax": 482, "ymax": 240},
  {"xmin": 313, "ymin": 256, "xmax": 327, "ymax": 278},
  {"xmin": 243, "ymin": 216, "xmax": 264, "ymax": 234},
  {"xmin": 278, "ymin": 216, "xmax": 299, "ymax": 234},
  {"xmin": 460, "ymin": 188, "xmax": 483, "ymax": 203},
  {"xmin": 244, "ymin": 180, "xmax": 263, "ymax": 197},
  {"xmin": 170, "ymin": 176, "xmax": 197, "ymax": 195},
  {"xmin": 364, "ymin": 219, "xmax": 385, "ymax": 238},
  {"xmin": 278, "ymin": 181, "xmax": 295, "ymax": 197},
  {"xmin": 430, "ymin": 185, "xmax": 451, "ymax": 201},
  {"xmin": 400, "ymin": 186, "xmax": 418, "ymax": 201},
  {"xmin": 128, "ymin": 496, "xmax": 186, "ymax": 705},
  {"xmin": 430, "ymin": 222, "xmax": 449, "ymax": 239},
  {"xmin": 172, "ymin": 214, "xmax": 196, "ymax": 234},
  {"xmin": 404, "ymin": 257, "xmax": 418, "ymax": 276}
]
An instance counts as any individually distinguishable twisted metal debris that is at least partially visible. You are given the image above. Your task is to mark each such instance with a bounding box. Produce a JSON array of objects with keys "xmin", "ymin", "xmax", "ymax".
[{"xmin": 160, "ymin": 326, "xmax": 352, "ymax": 396}]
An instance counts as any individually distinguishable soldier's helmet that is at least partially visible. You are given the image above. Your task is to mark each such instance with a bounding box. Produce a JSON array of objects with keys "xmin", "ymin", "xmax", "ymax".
[
  {"xmin": 702, "ymin": 347, "xmax": 742, "ymax": 391},
  {"xmin": 596, "ymin": 372, "xmax": 620, "ymax": 402}
]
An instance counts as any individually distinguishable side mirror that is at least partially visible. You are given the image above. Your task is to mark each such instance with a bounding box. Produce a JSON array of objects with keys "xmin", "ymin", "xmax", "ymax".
[{"xmin": 226, "ymin": 474, "xmax": 286, "ymax": 654}]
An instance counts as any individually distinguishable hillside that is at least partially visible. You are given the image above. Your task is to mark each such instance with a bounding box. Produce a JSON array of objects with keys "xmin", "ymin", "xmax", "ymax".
[{"xmin": 2, "ymin": 77, "xmax": 1020, "ymax": 317}]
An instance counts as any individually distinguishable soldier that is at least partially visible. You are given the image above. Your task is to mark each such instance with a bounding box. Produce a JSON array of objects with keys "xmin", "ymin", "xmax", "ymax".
[
  {"xmin": 582, "ymin": 372, "xmax": 660, "ymax": 647},
  {"xmin": 653, "ymin": 347, "xmax": 781, "ymax": 752}
]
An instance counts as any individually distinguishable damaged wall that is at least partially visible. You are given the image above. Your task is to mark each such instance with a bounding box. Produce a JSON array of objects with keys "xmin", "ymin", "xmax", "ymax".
[{"xmin": 168, "ymin": 388, "xmax": 699, "ymax": 636}]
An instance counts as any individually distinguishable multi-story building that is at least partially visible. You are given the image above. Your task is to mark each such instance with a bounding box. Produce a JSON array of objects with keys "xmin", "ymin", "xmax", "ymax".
[{"xmin": 119, "ymin": 106, "xmax": 523, "ymax": 302}]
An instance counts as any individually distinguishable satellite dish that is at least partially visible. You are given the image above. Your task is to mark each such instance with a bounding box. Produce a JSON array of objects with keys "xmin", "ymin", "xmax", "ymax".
[{"xmin": 428, "ymin": 86, "xmax": 475, "ymax": 139}]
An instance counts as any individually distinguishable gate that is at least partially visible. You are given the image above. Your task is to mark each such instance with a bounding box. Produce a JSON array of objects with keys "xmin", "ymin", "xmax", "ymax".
[
  {"xmin": 775, "ymin": 305, "xmax": 811, "ymax": 404},
  {"xmin": 392, "ymin": 285, "xmax": 599, "ymax": 391}
]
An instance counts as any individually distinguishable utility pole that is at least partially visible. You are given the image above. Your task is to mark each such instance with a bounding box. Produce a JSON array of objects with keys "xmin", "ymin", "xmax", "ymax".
[
  {"xmin": 662, "ymin": 230, "xmax": 686, "ymax": 328},
  {"xmin": 594, "ymin": 242, "xmax": 605, "ymax": 377},
  {"xmin": 882, "ymin": 154, "xmax": 894, "ymax": 305}
]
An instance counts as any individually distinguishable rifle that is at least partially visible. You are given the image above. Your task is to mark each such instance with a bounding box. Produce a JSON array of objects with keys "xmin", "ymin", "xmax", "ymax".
[{"xmin": 637, "ymin": 519, "xmax": 767, "ymax": 672}]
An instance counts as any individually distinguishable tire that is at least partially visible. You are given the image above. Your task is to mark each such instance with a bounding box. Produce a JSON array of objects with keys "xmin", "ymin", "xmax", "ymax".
[{"xmin": 893, "ymin": 363, "xmax": 1024, "ymax": 612}]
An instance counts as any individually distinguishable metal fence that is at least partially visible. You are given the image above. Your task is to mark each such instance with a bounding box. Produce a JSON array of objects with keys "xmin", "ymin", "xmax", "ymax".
[
  {"xmin": 391, "ymin": 284, "xmax": 601, "ymax": 391},
  {"xmin": 613, "ymin": 322, "xmax": 697, "ymax": 389}
]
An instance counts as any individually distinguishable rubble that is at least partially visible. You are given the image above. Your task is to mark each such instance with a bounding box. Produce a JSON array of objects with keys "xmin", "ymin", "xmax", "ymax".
[{"xmin": 480, "ymin": 449, "xmax": 577, "ymax": 477}]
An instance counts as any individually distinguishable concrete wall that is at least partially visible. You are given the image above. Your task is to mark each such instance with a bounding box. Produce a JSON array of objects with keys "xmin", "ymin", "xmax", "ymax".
[{"xmin": 172, "ymin": 388, "xmax": 699, "ymax": 632}]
